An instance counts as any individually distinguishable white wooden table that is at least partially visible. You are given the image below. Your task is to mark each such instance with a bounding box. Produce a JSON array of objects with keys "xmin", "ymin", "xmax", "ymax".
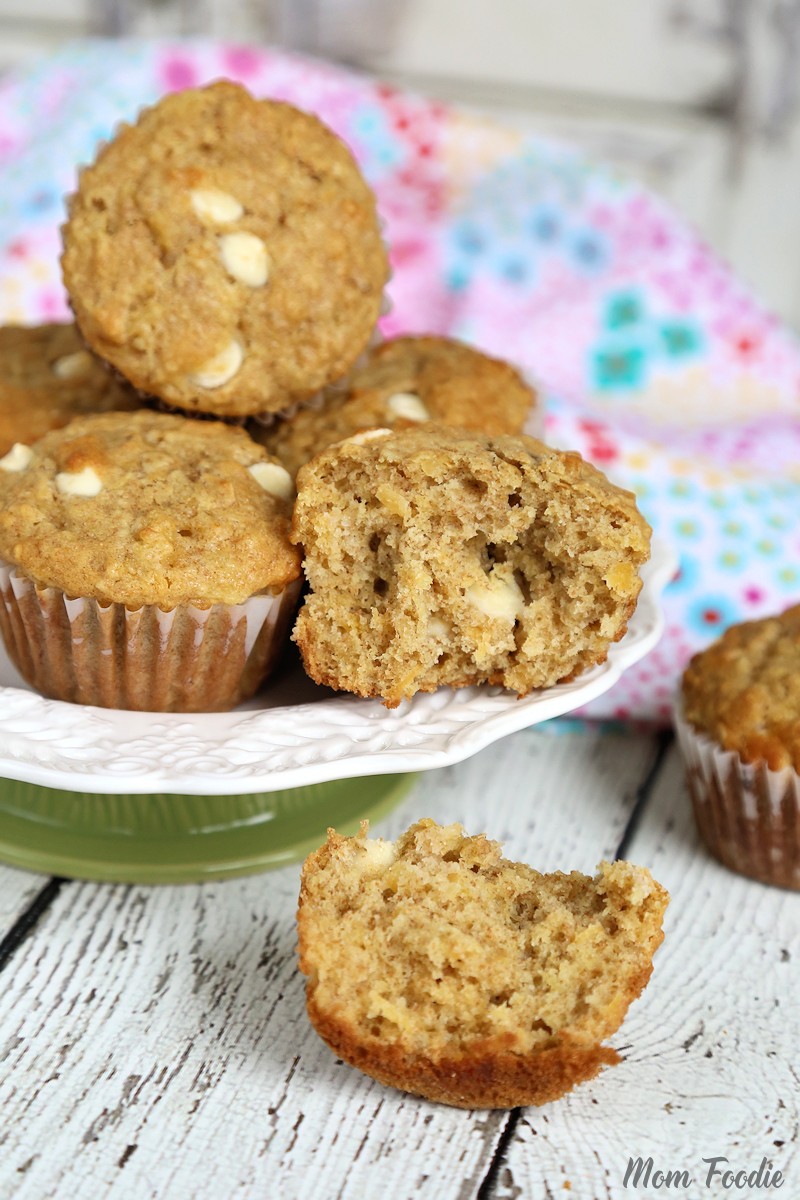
[{"xmin": 0, "ymin": 726, "xmax": 797, "ymax": 1199}]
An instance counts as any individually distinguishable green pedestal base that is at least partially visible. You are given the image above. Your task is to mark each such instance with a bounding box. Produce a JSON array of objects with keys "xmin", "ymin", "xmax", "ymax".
[{"xmin": 0, "ymin": 773, "xmax": 418, "ymax": 884}]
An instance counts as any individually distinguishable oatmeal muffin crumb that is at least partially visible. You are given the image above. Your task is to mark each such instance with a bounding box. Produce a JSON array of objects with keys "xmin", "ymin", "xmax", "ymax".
[
  {"xmin": 298, "ymin": 818, "xmax": 669, "ymax": 1108},
  {"xmin": 291, "ymin": 426, "xmax": 651, "ymax": 706}
]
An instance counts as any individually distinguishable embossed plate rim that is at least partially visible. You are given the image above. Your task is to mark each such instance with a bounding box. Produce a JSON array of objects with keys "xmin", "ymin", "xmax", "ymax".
[{"xmin": 0, "ymin": 540, "xmax": 674, "ymax": 795}]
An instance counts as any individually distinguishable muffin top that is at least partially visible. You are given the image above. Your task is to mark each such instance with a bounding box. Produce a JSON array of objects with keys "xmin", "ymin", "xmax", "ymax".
[
  {"xmin": 0, "ymin": 410, "xmax": 300, "ymax": 609},
  {"xmin": 255, "ymin": 335, "xmax": 536, "ymax": 475},
  {"xmin": 681, "ymin": 606, "xmax": 800, "ymax": 770},
  {"xmin": 0, "ymin": 322, "xmax": 137, "ymax": 454},
  {"xmin": 61, "ymin": 81, "xmax": 389, "ymax": 418}
]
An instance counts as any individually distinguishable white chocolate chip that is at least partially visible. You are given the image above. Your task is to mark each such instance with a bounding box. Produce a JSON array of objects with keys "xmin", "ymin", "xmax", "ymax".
[
  {"xmin": 190, "ymin": 340, "xmax": 243, "ymax": 390},
  {"xmin": 51, "ymin": 350, "xmax": 93, "ymax": 380},
  {"xmin": 219, "ymin": 232, "xmax": 269, "ymax": 288},
  {"xmin": 56, "ymin": 466, "xmax": 103, "ymax": 497},
  {"xmin": 357, "ymin": 839, "xmax": 397, "ymax": 876},
  {"xmin": 190, "ymin": 188, "xmax": 243, "ymax": 225},
  {"xmin": 427, "ymin": 616, "xmax": 449, "ymax": 638},
  {"xmin": 248, "ymin": 461, "xmax": 294, "ymax": 500},
  {"xmin": 386, "ymin": 392, "xmax": 429, "ymax": 423},
  {"xmin": 0, "ymin": 443, "xmax": 33, "ymax": 472},
  {"xmin": 466, "ymin": 566, "xmax": 526, "ymax": 622},
  {"xmin": 344, "ymin": 428, "xmax": 393, "ymax": 446}
]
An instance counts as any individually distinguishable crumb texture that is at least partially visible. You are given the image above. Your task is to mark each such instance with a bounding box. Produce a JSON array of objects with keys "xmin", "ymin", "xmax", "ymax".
[
  {"xmin": 62, "ymin": 82, "xmax": 389, "ymax": 417},
  {"xmin": 291, "ymin": 427, "xmax": 651, "ymax": 706},
  {"xmin": 0, "ymin": 322, "xmax": 136, "ymax": 453},
  {"xmin": 255, "ymin": 335, "xmax": 536, "ymax": 474},
  {"xmin": 0, "ymin": 410, "xmax": 301, "ymax": 608},
  {"xmin": 682, "ymin": 605, "xmax": 800, "ymax": 770},
  {"xmin": 298, "ymin": 818, "xmax": 669, "ymax": 1108}
]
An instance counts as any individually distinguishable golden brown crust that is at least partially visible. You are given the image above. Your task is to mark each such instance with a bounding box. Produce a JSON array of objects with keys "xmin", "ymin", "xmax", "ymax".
[
  {"xmin": 0, "ymin": 323, "xmax": 137, "ymax": 454},
  {"xmin": 254, "ymin": 335, "xmax": 536, "ymax": 475},
  {"xmin": 681, "ymin": 605, "xmax": 800, "ymax": 771},
  {"xmin": 0, "ymin": 409, "xmax": 301, "ymax": 608},
  {"xmin": 291, "ymin": 427, "xmax": 651, "ymax": 706},
  {"xmin": 305, "ymin": 995, "xmax": 619, "ymax": 1108},
  {"xmin": 297, "ymin": 821, "xmax": 669, "ymax": 1109},
  {"xmin": 62, "ymin": 82, "xmax": 389, "ymax": 417}
]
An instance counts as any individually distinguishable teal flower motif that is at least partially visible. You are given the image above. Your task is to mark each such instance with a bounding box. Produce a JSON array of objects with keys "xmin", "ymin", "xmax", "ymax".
[
  {"xmin": 658, "ymin": 321, "xmax": 703, "ymax": 359},
  {"xmin": 604, "ymin": 291, "xmax": 644, "ymax": 330},
  {"xmin": 446, "ymin": 264, "xmax": 471, "ymax": 293},
  {"xmin": 592, "ymin": 343, "xmax": 646, "ymax": 392}
]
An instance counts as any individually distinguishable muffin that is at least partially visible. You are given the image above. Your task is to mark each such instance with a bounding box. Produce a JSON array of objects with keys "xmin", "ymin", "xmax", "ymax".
[
  {"xmin": 677, "ymin": 606, "xmax": 800, "ymax": 889},
  {"xmin": 291, "ymin": 427, "xmax": 651, "ymax": 706},
  {"xmin": 0, "ymin": 410, "xmax": 302, "ymax": 711},
  {"xmin": 253, "ymin": 335, "xmax": 537, "ymax": 475},
  {"xmin": 298, "ymin": 818, "xmax": 669, "ymax": 1108},
  {"xmin": 0, "ymin": 322, "xmax": 137, "ymax": 455},
  {"xmin": 61, "ymin": 81, "xmax": 389, "ymax": 418}
]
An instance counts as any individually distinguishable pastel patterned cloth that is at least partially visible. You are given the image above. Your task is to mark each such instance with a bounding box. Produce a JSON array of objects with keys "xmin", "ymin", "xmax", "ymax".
[{"xmin": 2, "ymin": 40, "xmax": 798, "ymax": 723}]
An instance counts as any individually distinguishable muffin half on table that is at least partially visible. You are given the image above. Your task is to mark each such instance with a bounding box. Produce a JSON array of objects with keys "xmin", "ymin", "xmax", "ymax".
[
  {"xmin": 0, "ymin": 410, "xmax": 301, "ymax": 712},
  {"xmin": 299, "ymin": 818, "xmax": 669, "ymax": 1108}
]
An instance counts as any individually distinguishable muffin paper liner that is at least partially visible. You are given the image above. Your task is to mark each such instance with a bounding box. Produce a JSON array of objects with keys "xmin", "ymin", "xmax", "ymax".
[
  {"xmin": 674, "ymin": 704, "xmax": 800, "ymax": 890},
  {"xmin": 0, "ymin": 561, "xmax": 302, "ymax": 713}
]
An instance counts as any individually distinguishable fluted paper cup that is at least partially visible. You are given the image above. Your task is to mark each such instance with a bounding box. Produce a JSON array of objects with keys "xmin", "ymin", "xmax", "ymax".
[
  {"xmin": 674, "ymin": 703, "xmax": 800, "ymax": 890},
  {"xmin": 0, "ymin": 561, "xmax": 302, "ymax": 713}
]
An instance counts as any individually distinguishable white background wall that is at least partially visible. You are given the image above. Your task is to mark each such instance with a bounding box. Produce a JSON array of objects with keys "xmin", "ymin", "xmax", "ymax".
[{"xmin": 1, "ymin": 0, "xmax": 799, "ymax": 329}]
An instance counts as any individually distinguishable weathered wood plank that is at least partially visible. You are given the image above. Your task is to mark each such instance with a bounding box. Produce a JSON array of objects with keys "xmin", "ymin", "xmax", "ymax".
[
  {"xmin": 493, "ymin": 744, "xmax": 800, "ymax": 1199},
  {"xmin": 0, "ymin": 865, "xmax": 51, "ymax": 934},
  {"xmin": 0, "ymin": 728, "xmax": 658, "ymax": 1200}
]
